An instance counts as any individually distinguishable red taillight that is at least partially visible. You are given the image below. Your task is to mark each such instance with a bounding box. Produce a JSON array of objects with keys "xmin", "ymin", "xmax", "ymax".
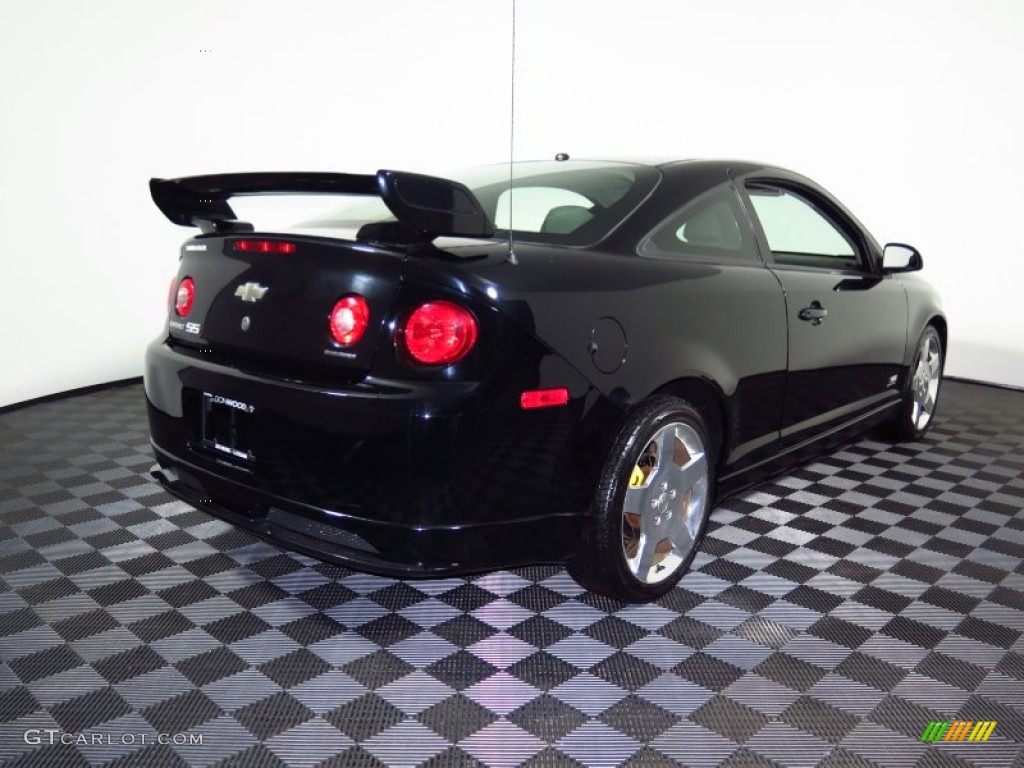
[
  {"xmin": 520, "ymin": 388, "xmax": 570, "ymax": 410},
  {"xmin": 233, "ymin": 239, "xmax": 297, "ymax": 254},
  {"xmin": 175, "ymin": 277, "xmax": 195, "ymax": 316},
  {"xmin": 329, "ymin": 295, "xmax": 370, "ymax": 346},
  {"xmin": 402, "ymin": 301, "xmax": 478, "ymax": 366}
]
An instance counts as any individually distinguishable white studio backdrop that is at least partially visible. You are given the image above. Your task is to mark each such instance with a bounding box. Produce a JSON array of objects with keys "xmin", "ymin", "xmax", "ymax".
[{"xmin": 1, "ymin": 0, "xmax": 1022, "ymax": 409}]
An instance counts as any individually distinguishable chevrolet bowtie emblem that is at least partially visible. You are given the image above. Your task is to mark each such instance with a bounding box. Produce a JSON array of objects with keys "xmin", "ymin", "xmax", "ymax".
[{"xmin": 234, "ymin": 282, "xmax": 268, "ymax": 303}]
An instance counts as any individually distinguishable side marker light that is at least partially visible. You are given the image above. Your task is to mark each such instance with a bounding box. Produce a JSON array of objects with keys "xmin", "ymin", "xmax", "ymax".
[{"xmin": 520, "ymin": 388, "xmax": 570, "ymax": 410}]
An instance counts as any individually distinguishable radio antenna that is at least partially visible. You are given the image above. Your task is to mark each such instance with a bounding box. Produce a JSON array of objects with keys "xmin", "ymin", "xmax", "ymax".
[{"xmin": 507, "ymin": 0, "xmax": 518, "ymax": 265}]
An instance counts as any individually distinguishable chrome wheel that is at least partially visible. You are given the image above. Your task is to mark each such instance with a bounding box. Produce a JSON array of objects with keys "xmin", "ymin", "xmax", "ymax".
[
  {"xmin": 621, "ymin": 421, "xmax": 709, "ymax": 584},
  {"xmin": 910, "ymin": 333, "xmax": 942, "ymax": 431}
]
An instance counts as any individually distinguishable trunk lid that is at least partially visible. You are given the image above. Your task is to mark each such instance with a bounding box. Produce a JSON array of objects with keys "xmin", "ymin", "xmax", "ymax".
[{"xmin": 169, "ymin": 234, "xmax": 404, "ymax": 378}]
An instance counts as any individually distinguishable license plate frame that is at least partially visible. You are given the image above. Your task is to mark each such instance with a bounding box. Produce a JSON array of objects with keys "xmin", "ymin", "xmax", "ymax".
[{"xmin": 200, "ymin": 392, "xmax": 255, "ymax": 464}]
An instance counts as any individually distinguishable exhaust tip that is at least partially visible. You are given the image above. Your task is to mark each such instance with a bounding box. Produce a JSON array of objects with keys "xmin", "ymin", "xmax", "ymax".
[{"xmin": 151, "ymin": 464, "xmax": 180, "ymax": 485}]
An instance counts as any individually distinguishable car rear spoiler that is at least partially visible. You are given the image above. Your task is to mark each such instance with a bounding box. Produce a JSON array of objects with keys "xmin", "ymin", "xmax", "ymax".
[{"xmin": 149, "ymin": 170, "xmax": 495, "ymax": 239}]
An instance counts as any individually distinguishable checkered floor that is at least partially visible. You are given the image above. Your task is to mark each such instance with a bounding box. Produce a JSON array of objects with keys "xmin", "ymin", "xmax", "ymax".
[{"xmin": 1, "ymin": 380, "xmax": 1022, "ymax": 768}]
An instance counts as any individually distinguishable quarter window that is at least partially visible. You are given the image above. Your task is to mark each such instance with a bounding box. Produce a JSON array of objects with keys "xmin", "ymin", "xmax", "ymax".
[
  {"xmin": 747, "ymin": 185, "xmax": 858, "ymax": 269},
  {"xmin": 641, "ymin": 184, "xmax": 759, "ymax": 263}
]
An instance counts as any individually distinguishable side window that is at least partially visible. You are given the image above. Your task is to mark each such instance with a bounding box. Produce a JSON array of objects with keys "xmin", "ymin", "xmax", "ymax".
[
  {"xmin": 640, "ymin": 184, "xmax": 759, "ymax": 263},
  {"xmin": 746, "ymin": 185, "xmax": 859, "ymax": 269}
]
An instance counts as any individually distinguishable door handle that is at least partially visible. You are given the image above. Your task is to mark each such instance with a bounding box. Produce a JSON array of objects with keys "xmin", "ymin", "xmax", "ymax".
[{"xmin": 798, "ymin": 302, "xmax": 827, "ymax": 325}]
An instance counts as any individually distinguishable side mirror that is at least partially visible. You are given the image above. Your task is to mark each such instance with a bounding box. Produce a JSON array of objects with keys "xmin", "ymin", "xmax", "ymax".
[{"xmin": 882, "ymin": 243, "xmax": 923, "ymax": 273}]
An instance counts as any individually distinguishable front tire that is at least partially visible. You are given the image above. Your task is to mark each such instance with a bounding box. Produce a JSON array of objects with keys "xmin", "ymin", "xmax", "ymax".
[
  {"xmin": 889, "ymin": 325, "xmax": 944, "ymax": 441},
  {"xmin": 569, "ymin": 396, "xmax": 716, "ymax": 602}
]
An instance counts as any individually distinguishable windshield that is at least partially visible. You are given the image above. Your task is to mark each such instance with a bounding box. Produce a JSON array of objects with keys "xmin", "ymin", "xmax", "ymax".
[{"xmin": 295, "ymin": 160, "xmax": 660, "ymax": 245}]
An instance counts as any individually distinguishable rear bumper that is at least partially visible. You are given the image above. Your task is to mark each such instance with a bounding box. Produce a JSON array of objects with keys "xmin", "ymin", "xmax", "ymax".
[
  {"xmin": 150, "ymin": 450, "xmax": 582, "ymax": 575},
  {"xmin": 145, "ymin": 338, "xmax": 609, "ymax": 573}
]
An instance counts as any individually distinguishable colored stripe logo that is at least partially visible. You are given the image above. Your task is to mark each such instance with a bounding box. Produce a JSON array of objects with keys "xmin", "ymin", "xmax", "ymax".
[{"xmin": 920, "ymin": 721, "xmax": 997, "ymax": 742}]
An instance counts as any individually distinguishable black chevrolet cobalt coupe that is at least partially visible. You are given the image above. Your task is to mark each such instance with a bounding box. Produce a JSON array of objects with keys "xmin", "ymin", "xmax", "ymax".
[{"xmin": 145, "ymin": 158, "xmax": 945, "ymax": 601}]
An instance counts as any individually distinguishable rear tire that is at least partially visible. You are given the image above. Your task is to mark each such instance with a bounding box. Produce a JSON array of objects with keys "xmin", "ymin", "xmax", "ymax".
[
  {"xmin": 569, "ymin": 396, "xmax": 716, "ymax": 603},
  {"xmin": 887, "ymin": 325, "xmax": 944, "ymax": 441}
]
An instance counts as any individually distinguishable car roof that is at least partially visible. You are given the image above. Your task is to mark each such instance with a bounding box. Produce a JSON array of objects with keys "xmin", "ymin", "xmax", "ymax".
[{"xmin": 506, "ymin": 156, "xmax": 777, "ymax": 178}]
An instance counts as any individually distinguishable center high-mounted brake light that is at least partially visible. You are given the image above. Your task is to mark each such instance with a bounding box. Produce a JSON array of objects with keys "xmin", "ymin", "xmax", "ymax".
[{"xmin": 233, "ymin": 239, "xmax": 297, "ymax": 254}]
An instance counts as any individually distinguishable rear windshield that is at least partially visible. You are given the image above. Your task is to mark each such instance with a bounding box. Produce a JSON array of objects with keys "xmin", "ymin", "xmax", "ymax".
[{"xmin": 294, "ymin": 161, "xmax": 660, "ymax": 245}]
